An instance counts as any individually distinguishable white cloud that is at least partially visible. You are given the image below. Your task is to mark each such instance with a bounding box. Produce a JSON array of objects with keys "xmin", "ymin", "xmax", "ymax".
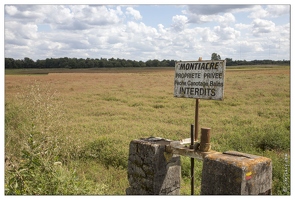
[
  {"xmin": 235, "ymin": 23, "xmax": 251, "ymax": 30},
  {"xmin": 5, "ymin": 5, "xmax": 18, "ymax": 16},
  {"xmin": 214, "ymin": 26, "xmax": 240, "ymax": 40},
  {"xmin": 171, "ymin": 15, "xmax": 188, "ymax": 31},
  {"xmin": 252, "ymin": 18, "xmax": 276, "ymax": 36},
  {"xmin": 265, "ymin": 5, "xmax": 290, "ymax": 17},
  {"xmin": 248, "ymin": 5, "xmax": 268, "ymax": 18},
  {"xmin": 5, "ymin": 5, "xmax": 45, "ymax": 23},
  {"xmin": 249, "ymin": 5, "xmax": 290, "ymax": 19},
  {"xmin": 37, "ymin": 40, "xmax": 63, "ymax": 51},
  {"xmin": 127, "ymin": 21, "xmax": 158, "ymax": 37},
  {"xmin": 157, "ymin": 24, "xmax": 166, "ymax": 34},
  {"xmin": 4, "ymin": 5, "xmax": 290, "ymax": 61},
  {"xmin": 186, "ymin": 5, "xmax": 254, "ymax": 16},
  {"xmin": 50, "ymin": 5, "xmax": 123, "ymax": 30},
  {"xmin": 5, "ymin": 5, "xmax": 125, "ymax": 30},
  {"xmin": 198, "ymin": 27, "xmax": 219, "ymax": 43},
  {"xmin": 51, "ymin": 6, "xmax": 73, "ymax": 25},
  {"xmin": 239, "ymin": 40, "xmax": 264, "ymax": 55},
  {"xmin": 185, "ymin": 11, "xmax": 236, "ymax": 28},
  {"xmin": 217, "ymin": 13, "xmax": 235, "ymax": 27},
  {"xmin": 126, "ymin": 7, "xmax": 142, "ymax": 21},
  {"xmin": 125, "ymin": 21, "xmax": 159, "ymax": 54},
  {"xmin": 5, "ymin": 21, "xmax": 38, "ymax": 42},
  {"xmin": 278, "ymin": 23, "xmax": 290, "ymax": 38},
  {"xmin": 5, "ymin": 45, "xmax": 31, "ymax": 59}
]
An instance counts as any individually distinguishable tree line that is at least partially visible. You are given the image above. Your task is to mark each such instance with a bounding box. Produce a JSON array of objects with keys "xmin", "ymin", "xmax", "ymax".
[
  {"xmin": 5, "ymin": 56, "xmax": 290, "ymax": 69},
  {"xmin": 4, "ymin": 57, "xmax": 176, "ymax": 69},
  {"xmin": 225, "ymin": 58, "xmax": 290, "ymax": 66},
  {"xmin": 210, "ymin": 53, "xmax": 290, "ymax": 66}
]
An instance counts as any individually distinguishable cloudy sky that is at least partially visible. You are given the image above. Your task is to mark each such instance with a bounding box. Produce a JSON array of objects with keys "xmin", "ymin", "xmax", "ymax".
[{"xmin": 4, "ymin": 1, "xmax": 291, "ymax": 61}]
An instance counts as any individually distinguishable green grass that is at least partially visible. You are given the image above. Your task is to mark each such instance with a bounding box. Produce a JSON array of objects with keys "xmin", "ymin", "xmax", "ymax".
[{"xmin": 5, "ymin": 66, "xmax": 290, "ymax": 195}]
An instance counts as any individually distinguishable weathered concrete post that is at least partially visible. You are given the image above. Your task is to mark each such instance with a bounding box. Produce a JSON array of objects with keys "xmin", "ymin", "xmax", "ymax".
[
  {"xmin": 201, "ymin": 151, "xmax": 272, "ymax": 195},
  {"xmin": 126, "ymin": 137, "xmax": 181, "ymax": 195},
  {"xmin": 126, "ymin": 137, "xmax": 272, "ymax": 195}
]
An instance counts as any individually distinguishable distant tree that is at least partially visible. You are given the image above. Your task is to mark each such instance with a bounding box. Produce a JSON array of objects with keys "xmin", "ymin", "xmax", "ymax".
[
  {"xmin": 36, "ymin": 59, "xmax": 46, "ymax": 68},
  {"xmin": 139, "ymin": 61, "xmax": 146, "ymax": 67},
  {"xmin": 85, "ymin": 58, "xmax": 94, "ymax": 68},
  {"xmin": 169, "ymin": 60, "xmax": 176, "ymax": 67},
  {"xmin": 146, "ymin": 59, "xmax": 152, "ymax": 67},
  {"xmin": 78, "ymin": 58, "xmax": 86, "ymax": 68},
  {"xmin": 126, "ymin": 59, "xmax": 134, "ymax": 67},
  {"xmin": 93, "ymin": 59, "xmax": 100, "ymax": 68},
  {"xmin": 152, "ymin": 59, "xmax": 160, "ymax": 67},
  {"xmin": 24, "ymin": 57, "xmax": 35, "ymax": 68},
  {"xmin": 225, "ymin": 58, "xmax": 233, "ymax": 66},
  {"xmin": 68, "ymin": 58, "xmax": 78, "ymax": 68},
  {"xmin": 132, "ymin": 61, "xmax": 140, "ymax": 67},
  {"xmin": 160, "ymin": 59, "xmax": 168, "ymax": 67},
  {"xmin": 14, "ymin": 59, "xmax": 24, "ymax": 68},
  {"xmin": 211, "ymin": 53, "xmax": 221, "ymax": 60},
  {"xmin": 5, "ymin": 58, "xmax": 17, "ymax": 69}
]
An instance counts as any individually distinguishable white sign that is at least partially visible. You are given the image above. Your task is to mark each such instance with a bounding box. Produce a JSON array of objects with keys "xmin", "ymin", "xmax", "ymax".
[{"xmin": 174, "ymin": 60, "xmax": 226, "ymax": 100}]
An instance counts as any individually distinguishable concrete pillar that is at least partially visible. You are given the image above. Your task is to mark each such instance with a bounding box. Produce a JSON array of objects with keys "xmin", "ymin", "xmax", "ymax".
[
  {"xmin": 201, "ymin": 151, "xmax": 272, "ymax": 195},
  {"xmin": 126, "ymin": 137, "xmax": 181, "ymax": 195}
]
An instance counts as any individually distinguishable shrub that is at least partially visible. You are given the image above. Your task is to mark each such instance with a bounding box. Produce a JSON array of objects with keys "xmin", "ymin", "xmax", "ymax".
[
  {"xmin": 5, "ymin": 131, "xmax": 108, "ymax": 195},
  {"xmin": 5, "ymin": 81, "xmax": 107, "ymax": 195}
]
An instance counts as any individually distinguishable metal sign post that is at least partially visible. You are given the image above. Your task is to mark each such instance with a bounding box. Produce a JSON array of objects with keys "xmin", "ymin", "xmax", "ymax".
[
  {"xmin": 195, "ymin": 98, "xmax": 199, "ymax": 142},
  {"xmin": 194, "ymin": 57, "xmax": 202, "ymax": 142},
  {"xmin": 174, "ymin": 57, "xmax": 226, "ymax": 195},
  {"xmin": 190, "ymin": 124, "xmax": 194, "ymax": 195},
  {"xmin": 174, "ymin": 58, "xmax": 225, "ymax": 140}
]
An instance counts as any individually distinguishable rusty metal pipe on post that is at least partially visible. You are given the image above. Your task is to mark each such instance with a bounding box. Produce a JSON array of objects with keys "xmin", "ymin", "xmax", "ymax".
[{"xmin": 200, "ymin": 127, "xmax": 211, "ymax": 152}]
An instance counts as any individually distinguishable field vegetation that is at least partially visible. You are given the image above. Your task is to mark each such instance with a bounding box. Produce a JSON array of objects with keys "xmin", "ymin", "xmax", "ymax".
[{"xmin": 5, "ymin": 65, "xmax": 290, "ymax": 195}]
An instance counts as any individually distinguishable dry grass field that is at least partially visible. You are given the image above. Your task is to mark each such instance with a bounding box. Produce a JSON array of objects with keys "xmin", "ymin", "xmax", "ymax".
[{"xmin": 5, "ymin": 66, "xmax": 290, "ymax": 195}]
